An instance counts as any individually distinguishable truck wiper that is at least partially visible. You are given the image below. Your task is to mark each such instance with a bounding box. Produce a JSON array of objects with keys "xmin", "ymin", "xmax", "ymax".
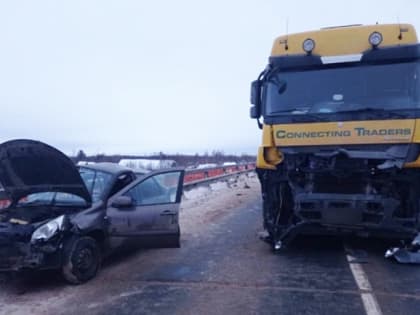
[
  {"xmin": 337, "ymin": 107, "xmax": 409, "ymax": 118},
  {"xmin": 291, "ymin": 114, "xmax": 330, "ymax": 122},
  {"xmin": 269, "ymin": 108, "xmax": 329, "ymax": 122},
  {"xmin": 270, "ymin": 108, "xmax": 308, "ymax": 114}
]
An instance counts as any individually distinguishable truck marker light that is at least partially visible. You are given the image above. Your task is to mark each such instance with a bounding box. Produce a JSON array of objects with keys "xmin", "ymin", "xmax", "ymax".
[
  {"xmin": 302, "ymin": 38, "xmax": 315, "ymax": 53},
  {"xmin": 369, "ymin": 32, "xmax": 383, "ymax": 47}
]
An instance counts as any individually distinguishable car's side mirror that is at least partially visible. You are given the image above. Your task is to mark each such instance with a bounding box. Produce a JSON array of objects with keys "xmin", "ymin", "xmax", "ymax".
[
  {"xmin": 250, "ymin": 80, "xmax": 261, "ymax": 119},
  {"xmin": 111, "ymin": 196, "xmax": 134, "ymax": 209}
]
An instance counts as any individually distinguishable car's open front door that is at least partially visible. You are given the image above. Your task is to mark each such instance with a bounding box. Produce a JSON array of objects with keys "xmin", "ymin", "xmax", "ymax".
[{"xmin": 106, "ymin": 168, "xmax": 184, "ymax": 248}]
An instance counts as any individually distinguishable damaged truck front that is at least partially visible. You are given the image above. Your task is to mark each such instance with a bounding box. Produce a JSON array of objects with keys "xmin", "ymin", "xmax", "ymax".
[{"xmin": 250, "ymin": 24, "xmax": 420, "ymax": 249}]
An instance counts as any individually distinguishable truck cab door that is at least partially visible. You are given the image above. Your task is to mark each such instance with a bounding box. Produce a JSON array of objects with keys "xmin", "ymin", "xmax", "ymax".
[{"xmin": 106, "ymin": 169, "xmax": 184, "ymax": 248}]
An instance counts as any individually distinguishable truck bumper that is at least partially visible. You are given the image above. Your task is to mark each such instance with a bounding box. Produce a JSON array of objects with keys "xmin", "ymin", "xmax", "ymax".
[{"xmin": 294, "ymin": 193, "xmax": 418, "ymax": 239}]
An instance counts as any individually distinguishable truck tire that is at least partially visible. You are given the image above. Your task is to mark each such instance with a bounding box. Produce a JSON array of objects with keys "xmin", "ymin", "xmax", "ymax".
[{"xmin": 62, "ymin": 236, "xmax": 101, "ymax": 284}]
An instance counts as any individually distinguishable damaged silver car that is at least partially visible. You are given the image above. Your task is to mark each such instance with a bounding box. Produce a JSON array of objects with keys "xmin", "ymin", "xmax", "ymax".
[{"xmin": 0, "ymin": 139, "xmax": 184, "ymax": 284}]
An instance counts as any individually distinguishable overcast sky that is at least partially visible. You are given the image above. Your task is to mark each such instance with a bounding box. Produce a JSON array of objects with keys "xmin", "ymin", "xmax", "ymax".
[{"xmin": 1, "ymin": 0, "xmax": 419, "ymax": 156}]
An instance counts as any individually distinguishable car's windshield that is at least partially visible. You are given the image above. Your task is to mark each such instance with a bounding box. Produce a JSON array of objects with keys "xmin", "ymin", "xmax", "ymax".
[
  {"xmin": 17, "ymin": 192, "xmax": 87, "ymax": 207},
  {"xmin": 79, "ymin": 167, "xmax": 113, "ymax": 202},
  {"xmin": 13, "ymin": 168, "xmax": 113, "ymax": 207},
  {"xmin": 264, "ymin": 61, "xmax": 420, "ymax": 116}
]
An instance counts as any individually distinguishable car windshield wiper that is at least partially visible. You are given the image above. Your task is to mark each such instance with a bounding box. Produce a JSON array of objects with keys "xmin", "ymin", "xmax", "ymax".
[
  {"xmin": 53, "ymin": 200, "xmax": 86, "ymax": 207},
  {"xmin": 336, "ymin": 107, "xmax": 409, "ymax": 118},
  {"xmin": 18, "ymin": 200, "xmax": 51, "ymax": 207}
]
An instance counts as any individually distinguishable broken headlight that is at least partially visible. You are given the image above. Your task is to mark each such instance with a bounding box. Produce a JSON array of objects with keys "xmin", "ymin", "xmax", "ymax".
[{"xmin": 31, "ymin": 215, "xmax": 65, "ymax": 243}]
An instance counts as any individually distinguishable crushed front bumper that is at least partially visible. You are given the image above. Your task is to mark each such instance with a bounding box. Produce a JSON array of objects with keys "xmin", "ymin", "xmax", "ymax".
[
  {"xmin": 269, "ymin": 192, "xmax": 418, "ymax": 249},
  {"xmin": 0, "ymin": 241, "xmax": 61, "ymax": 272},
  {"xmin": 293, "ymin": 192, "xmax": 418, "ymax": 239}
]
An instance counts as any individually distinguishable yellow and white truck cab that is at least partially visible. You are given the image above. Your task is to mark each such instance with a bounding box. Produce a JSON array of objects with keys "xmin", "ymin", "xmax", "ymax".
[{"xmin": 250, "ymin": 24, "xmax": 420, "ymax": 248}]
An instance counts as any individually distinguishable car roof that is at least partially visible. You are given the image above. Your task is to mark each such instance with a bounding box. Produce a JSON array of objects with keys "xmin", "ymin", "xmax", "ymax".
[{"xmin": 78, "ymin": 162, "xmax": 133, "ymax": 175}]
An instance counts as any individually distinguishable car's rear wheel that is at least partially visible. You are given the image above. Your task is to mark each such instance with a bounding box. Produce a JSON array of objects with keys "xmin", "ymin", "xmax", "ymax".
[{"xmin": 62, "ymin": 236, "xmax": 101, "ymax": 284}]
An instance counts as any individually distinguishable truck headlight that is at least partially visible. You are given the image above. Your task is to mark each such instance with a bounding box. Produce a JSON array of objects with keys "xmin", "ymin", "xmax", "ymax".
[{"xmin": 31, "ymin": 215, "xmax": 65, "ymax": 243}]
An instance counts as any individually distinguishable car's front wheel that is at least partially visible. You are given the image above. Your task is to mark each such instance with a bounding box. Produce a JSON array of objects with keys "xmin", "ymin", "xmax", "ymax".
[{"xmin": 62, "ymin": 236, "xmax": 101, "ymax": 284}]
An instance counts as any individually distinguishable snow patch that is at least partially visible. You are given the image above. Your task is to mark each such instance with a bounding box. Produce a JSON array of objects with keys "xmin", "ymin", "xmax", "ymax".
[
  {"xmin": 183, "ymin": 186, "xmax": 211, "ymax": 200},
  {"xmin": 209, "ymin": 182, "xmax": 228, "ymax": 191}
]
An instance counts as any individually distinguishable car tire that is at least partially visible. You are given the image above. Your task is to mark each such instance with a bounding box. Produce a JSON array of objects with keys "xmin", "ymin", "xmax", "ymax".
[{"xmin": 62, "ymin": 236, "xmax": 101, "ymax": 285}]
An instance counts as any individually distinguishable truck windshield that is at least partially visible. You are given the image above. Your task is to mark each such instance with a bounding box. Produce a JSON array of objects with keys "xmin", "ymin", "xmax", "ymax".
[{"xmin": 264, "ymin": 61, "xmax": 420, "ymax": 116}]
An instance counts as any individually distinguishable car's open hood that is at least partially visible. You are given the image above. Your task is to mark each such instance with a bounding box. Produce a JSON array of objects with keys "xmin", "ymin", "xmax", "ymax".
[{"xmin": 0, "ymin": 139, "xmax": 91, "ymax": 204}]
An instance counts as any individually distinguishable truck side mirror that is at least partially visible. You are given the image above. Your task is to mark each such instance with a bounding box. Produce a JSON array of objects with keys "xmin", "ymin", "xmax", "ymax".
[
  {"xmin": 250, "ymin": 106, "xmax": 260, "ymax": 119},
  {"xmin": 250, "ymin": 80, "xmax": 261, "ymax": 119}
]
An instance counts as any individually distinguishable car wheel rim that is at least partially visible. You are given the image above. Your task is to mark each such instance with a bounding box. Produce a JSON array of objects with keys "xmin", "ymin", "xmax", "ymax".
[{"xmin": 75, "ymin": 247, "xmax": 94, "ymax": 271}]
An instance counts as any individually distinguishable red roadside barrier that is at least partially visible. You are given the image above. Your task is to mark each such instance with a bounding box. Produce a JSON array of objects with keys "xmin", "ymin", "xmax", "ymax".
[{"xmin": 184, "ymin": 163, "xmax": 255, "ymax": 184}]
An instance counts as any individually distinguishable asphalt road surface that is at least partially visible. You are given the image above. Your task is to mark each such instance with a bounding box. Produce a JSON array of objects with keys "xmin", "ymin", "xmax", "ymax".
[{"xmin": 0, "ymin": 176, "xmax": 419, "ymax": 315}]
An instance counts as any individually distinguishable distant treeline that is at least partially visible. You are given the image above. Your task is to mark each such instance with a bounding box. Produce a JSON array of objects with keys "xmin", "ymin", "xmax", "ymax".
[{"xmin": 72, "ymin": 150, "xmax": 256, "ymax": 168}]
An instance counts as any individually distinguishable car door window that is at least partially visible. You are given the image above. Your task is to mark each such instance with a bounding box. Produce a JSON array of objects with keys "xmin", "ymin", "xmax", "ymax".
[{"xmin": 124, "ymin": 172, "xmax": 181, "ymax": 206}]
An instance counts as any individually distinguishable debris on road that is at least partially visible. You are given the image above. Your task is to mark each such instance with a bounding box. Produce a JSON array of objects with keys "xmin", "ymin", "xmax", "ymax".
[{"xmin": 385, "ymin": 234, "xmax": 420, "ymax": 264}]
